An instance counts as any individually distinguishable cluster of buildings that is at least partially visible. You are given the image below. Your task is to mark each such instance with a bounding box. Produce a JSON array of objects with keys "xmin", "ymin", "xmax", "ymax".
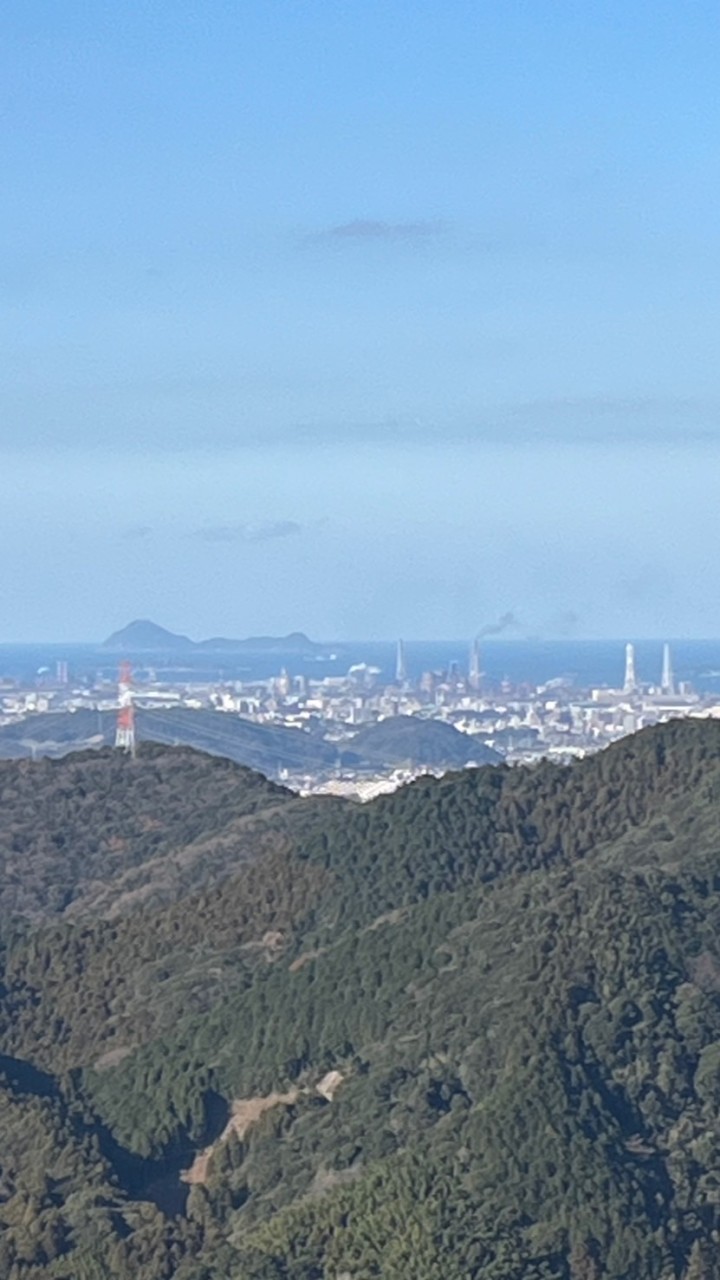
[
  {"xmin": 202, "ymin": 639, "xmax": 710, "ymax": 765},
  {"xmin": 1, "ymin": 641, "xmax": 719, "ymax": 795}
]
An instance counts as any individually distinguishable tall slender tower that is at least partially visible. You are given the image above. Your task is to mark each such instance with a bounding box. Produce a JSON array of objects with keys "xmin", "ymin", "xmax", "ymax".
[
  {"xmin": 115, "ymin": 661, "xmax": 136, "ymax": 756},
  {"xmin": 469, "ymin": 636, "xmax": 482, "ymax": 691},
  {"xmin": 395, "ymin": 639, "xmax": 407, "ymax": 684},
  {"xmin": 623, "ymin": 642, "xmax": 637, "ymax": 694},
  {"xmin": 661, "ymin": 642, "xmax": 675, "ymax": 695}
]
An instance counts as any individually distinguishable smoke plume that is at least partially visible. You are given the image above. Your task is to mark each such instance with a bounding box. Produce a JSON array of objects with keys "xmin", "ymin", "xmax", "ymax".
[{"xmin": 476, "ymin": 612, "xmax": 521, "ymax": 639}]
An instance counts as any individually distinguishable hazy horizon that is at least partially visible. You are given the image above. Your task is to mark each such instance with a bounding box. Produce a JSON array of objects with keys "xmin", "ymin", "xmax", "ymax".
[{"xmin": 5, "ymin": 625, "xmax": 720, "ymax": 648}]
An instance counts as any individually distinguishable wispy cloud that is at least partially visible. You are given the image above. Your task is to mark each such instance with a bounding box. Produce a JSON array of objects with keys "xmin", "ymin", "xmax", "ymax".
[
  {"xmin": 7, "ymin": 394, "xmax": 720, "ymax": 458},
  {"xmin": 255, "ymin": 398, "xmax": 720, "ymax": 451},
  {"xmin": 194, "ymin": 519, "xmax": 303, "ymax": 544},
  {"xmin": 310, "ymin": 218, "xmax": 446, "ymax": 245},
  {"xmin": 504, "ymin": 396, "xmax": 720, "ymax": 443}
]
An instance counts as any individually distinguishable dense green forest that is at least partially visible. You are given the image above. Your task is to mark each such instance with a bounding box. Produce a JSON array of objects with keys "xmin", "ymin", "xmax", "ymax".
[{"xmin": 1, "ymin": 721, "xmax": 720, "ymax": 1275}]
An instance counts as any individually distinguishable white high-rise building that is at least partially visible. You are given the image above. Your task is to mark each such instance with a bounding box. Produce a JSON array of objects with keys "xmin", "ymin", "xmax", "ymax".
[
  {"xmin": 469, "ymin": 637, "xmax": 482, "ymax": 691},
  {"xmin": 623, "ymin": 642, "xmax": 637, "ymax": 694},
  {"xmin": 395, "ymin": 639, "xmax": 407, "ymax": 684},
  {"xmin": 661, "ymin": 642, "xmax": 675, "ymax": 696}
]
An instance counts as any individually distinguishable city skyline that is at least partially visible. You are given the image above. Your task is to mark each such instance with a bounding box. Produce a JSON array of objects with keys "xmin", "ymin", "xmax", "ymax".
[{"xmin": 0, "ymin": 632, "xmax": 711, "ymax": 797}]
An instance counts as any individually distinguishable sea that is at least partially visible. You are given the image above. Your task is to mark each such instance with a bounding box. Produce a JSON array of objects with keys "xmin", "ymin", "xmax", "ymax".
[{"xmin": 4, "ymin": 639, "xmax": 720, "ymax": 695}]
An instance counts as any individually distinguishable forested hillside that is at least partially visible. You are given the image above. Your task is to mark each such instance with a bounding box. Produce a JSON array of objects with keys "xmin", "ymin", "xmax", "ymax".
[
  {"xmin": 1, "ymin": 721, "xmax": 720, "ymax": 1276},
  {"xmin": 0, "ymin": 744, "xmax": 312, "ymax": 918}
]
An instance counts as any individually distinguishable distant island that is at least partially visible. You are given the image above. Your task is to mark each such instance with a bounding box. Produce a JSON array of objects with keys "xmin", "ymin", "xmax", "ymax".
[{"xmin": 103, "ymin": 618, "xmax": 323, "ymax": 654}]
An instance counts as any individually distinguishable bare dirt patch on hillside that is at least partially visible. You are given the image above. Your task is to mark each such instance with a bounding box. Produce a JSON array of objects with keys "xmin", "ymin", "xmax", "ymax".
[
  {"xmin": 182, "ymin": 1075, "xmax": 346, "ymax": 1186},
  {"xmin": 182, "ymin": 1090, "xmax": 300, "ymax": 1185}
]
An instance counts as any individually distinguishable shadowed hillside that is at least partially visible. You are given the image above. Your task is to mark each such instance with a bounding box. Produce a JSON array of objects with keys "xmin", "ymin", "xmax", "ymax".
[
  {"xmin": 0, "ymin": 708, "xmax": 339, "ymax": 775},
  {"xmin": 343, "ymin": 714, "xmax": 500, "ymax": 767},
  {"xmin": 0, "ymin": 706, "xmax": 498, "ymax": 773},
  {"xmin": 0, "ymin": 744, "xmax": 315, "ymax": 919},
  {"xmin": 0, "ymin": 721, "xmax": 720, "ymax": 1276}
]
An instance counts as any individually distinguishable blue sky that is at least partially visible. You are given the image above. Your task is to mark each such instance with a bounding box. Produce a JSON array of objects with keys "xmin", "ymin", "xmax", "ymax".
[{"xmin": 2, "ymin": 1, "xmax": 720, "ymax": 640}]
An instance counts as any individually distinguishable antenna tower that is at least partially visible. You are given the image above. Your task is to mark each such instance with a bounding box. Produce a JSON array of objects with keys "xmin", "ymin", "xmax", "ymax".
[{"xmin": 115, "ymin": 661, "xmax": 137, "ymax": 756}]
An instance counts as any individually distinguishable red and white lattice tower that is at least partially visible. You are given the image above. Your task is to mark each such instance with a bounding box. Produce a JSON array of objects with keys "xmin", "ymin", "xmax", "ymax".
[{"xmin": 115, "ymin": 661, "xmax": 137, "ymax": 756}]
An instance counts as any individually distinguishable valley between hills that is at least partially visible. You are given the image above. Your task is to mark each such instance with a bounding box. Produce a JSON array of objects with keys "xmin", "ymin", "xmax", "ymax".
[{"xmin": 1, "ymin": 721, "xmax": 720, "ymax": 1276}]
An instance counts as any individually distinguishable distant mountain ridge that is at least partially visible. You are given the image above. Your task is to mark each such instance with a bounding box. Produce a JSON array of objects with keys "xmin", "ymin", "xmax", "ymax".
[
  {"xmin": 0, "ymin": 706, "xmax": 497, "ymax": 773},
  {"xmin": 103, "ymin": 618, "xmax": 321, "ymax": 653},
  {"xmin": 346, "ymin": 714, "xmax": 499, "ymax": 767}
]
